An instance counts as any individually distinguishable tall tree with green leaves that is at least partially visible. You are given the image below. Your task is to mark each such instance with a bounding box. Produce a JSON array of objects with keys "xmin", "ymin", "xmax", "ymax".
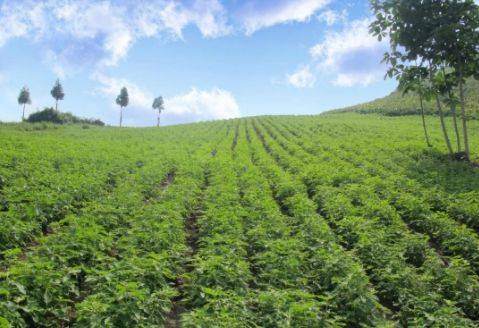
[
  {"xmin": 432, "ymin": 0, "xmax": 479, "ymax": 160},
  {"xmin": 152, "ymin": 96, "xmax": 165, "ymax": 127},
  {"xmin": 370, "ymin": 0, "xmax": 460, "ymax": 158},
  {"xmin": 17, "ymin": 86, "xmax": 31, "ymax": 121},
  {"xmin": 50, "ymin": 79, "xmax": 65, "ymax": 112},
  {"xmin": 116, "ymin": 87, "xmax": 129, "ymax": 127}
]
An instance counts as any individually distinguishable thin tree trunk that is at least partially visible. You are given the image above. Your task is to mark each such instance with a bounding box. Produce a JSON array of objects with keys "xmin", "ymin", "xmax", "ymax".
[
  {"xmin": 157, "ymin": 114, "xmax": 160, "ymax": 127},
  {"xmin": 459, "ymin": 76, "xmax": 470, "ymax": 161},
  {"xmin": 435, "ymin": 95, "xmax": 454, "ymax": 157},
  {"xmin": 55, "ymin": 99, "xmax": 58, "ymax": 112},
  {"xmin": 448, "ymin": 90, "xmax": 461, "ymax": 152},
  {"xmin": 22, "ymin": 104, "xmax": 25, "ymax": 121},
  {"xmin": 419, "ymin": 93, "xmax": 431, "ymax": 147},
  {"xmin": 430, "ymin": 64, "xmax": 454, "ymax": 158},
  {"xmin": 120, "ymin": 106, "xmax": 123, "ymax": 127}
]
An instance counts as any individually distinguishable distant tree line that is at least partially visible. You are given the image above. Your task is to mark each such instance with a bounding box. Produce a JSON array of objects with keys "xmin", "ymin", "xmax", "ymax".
[
  {"xmin": 17, "ymin": 79, "xmax": 102, "ymax": 126},
  {"xmin": 17, "ymin": 81, "xmax": 166, "ymax": 127},
  {"xmin": 371, "ymin": 0, "xmax": 479, "ymax": 161}
]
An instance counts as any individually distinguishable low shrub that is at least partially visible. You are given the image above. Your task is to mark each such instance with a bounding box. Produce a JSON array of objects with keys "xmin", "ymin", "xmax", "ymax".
[{"xmin": 26, "ymin": 108, "xmax": 104, "ymax": 126}]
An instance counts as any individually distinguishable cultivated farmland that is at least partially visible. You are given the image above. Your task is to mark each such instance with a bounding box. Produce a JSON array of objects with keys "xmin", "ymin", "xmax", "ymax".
[{"xmin": 1, "ymin": 114, "xmax": 479, "ymax": 327}]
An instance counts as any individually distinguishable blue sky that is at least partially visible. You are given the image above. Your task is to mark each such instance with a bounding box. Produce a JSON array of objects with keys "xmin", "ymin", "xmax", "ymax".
[{"xmin": 0, "ymin": 0, "xmax": 396, "ymax": 126}]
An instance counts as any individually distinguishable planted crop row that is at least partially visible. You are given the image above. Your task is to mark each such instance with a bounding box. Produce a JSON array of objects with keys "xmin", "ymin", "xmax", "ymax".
[
  {"xmin": 0, "ymin": 121, "xmax": 226, "ymax": 261},
  {"xmin": 0, "ymin": 148, "xmax": 119, "ymax": 257},
  {"xmin": 241, "ymin": 122, "xmax": 369, "ymax": 326},
  {"xmin": 251, "ymin": 118, "xmax": 478, "ymax": 326},
  {"xmin": 0, "ymin": 122, "xmax": 229, "ymax": 327},
  {"xmin": 182, "ymin": 121, "xmax": 255, "ymax": 326},
  {"xmin": 183, "ymin": 121, "xmax": 393, "ymax": 327},
  {"xmin": 260, "ymin": 118, "xmax": 479, "ymax": 321},
  {"xmin": 272, "ymin": 115, "xmax": 479, "ymax": 233},
  {"xmin": 265, "ymin": 117, "xmax": 479, "ymax": 277},
  {"xmin": 0, "ymin": 163, "xmax": 173, "ymax": 326},
  {"xmin": 242, "ymin": 120, "xmax": 394, "ymax": 327}
]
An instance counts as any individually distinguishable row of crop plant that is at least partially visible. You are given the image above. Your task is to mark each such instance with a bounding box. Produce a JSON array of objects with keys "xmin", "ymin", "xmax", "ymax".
[
  {"xmin": 243, "ymin": 120, "xmax": 395, "ymax": 326},
  {"xmin": 181, "ymin": 120, "xmax": 254, "ymax": 326},
  {"xmin": 264, "ymin": 116, "xmax": 479, "ymax": 235},
  {"xmin": 0, "ymin": 132, "xmax": 122, "ymax": 256},
  {"xmin": 0, "ymin": 122, "xmax": 228, "ymax": 326},
  {"xmin": 0, "ymin": 121, "xmax": 226, "ymax": 262},
  {"xmin": 260, "ymin": 117, "xmax": 479, "ymax": 321},
  {"xmin": 238, "ymin": 121, "xmax": 367, "ymax": 326},
  {"xmin": 182, "ymin": 120, "xmax": 393, "ymax": 326},
  {"xmin": 266, "ymin": 117, "xmax": 479, "ymax": 277},
  {"xmin": 0, "ymin": 160, "xmax": 173, "ymax": 325},
  {"xmin": 251, "ymin": 117, "xmax": 478, "ymax": 326}
]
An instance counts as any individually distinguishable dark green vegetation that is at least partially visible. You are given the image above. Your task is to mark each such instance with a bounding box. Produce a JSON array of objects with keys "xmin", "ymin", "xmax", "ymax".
[
  {"xmin": 333, "ymin": 78, "xmax": 479, "ymax": 119},
  {"xmin": 369, "ymin": 0, "xmax": 479, "ymax": 160},
  {"xmin": 50, "ymin": 80, "xmax": 65, "ymax": 113},
  {"xmin": 0, "ymin": 113, "xmax": 479, "ymax": 327},
  {"xmin": 26, "ymin": 108, "xmax": 105, "ymax": 126},
  {"xmin": 116, "ymin": 87, "xmax": 129, "ymax": 128},
  {"xmin": 17, "ymin": 87, "xmax": 31, "ymax": 122}
]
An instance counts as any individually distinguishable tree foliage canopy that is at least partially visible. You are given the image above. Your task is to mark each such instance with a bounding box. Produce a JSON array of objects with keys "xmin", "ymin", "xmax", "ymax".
[
  {"xmin": 152, "ymin": 96, "xmax": 164, "ymax": 112},
  {"xmin": 17, "ymin": 87, "xmax": 31, "ymax": 105},
  {"xmin": 50, "ymin": 79, "xmax": 65, "ymax": 101},
  {"xmin": 116, "ymin": 87, "xmax": 129, "ymax": 108},
  {"xmin": 370, "ymin": 0, "xmax": 479, "ymax": 160}
]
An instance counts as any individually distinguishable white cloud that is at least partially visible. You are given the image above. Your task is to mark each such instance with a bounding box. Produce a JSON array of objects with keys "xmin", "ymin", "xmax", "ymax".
[
  {"xmin": 333, "ymin": 73, "xmax": 378, "ymax": 87},
  {"xmin": 241, "ymin": 0, "xmax": 330, "ymax": 35},
  {"xmin": 189, "ymin": 0, "xmax": 231, "ymax": 38},
  {"xmin": 166, "ymin": 88, "xmax": 240, "ymax": 121},
  {"xmin": 310, "ymin": 18, "xmax": 387, "ymax": 87},
  {"xmin": 0, "ymin": 1, "xmax": 46, "ymax": 46},
  {"xmin": 44, "ymin": 51, "xmax": 67, "ymax": 79},
  {"xmin": 287, "ymin": 66, "xmax": 316, "ymax": 88},
  {"xmin": 0, "ymin": 0, "xmax": 231, "ymax": 74},
  {"xmin": 53, "ymin": 1, "xmax": 133, "ymax": 67},
  {"xmin": 134, "ymin": 0, "xmax": 230, "ymax": 40},
  {"xmin": 0, "ymin": 0, "xmax": 340, "ymax": 78},
  {"xmin": 317, "ymin": 9, "xmax": 347, "ymax": 26}
]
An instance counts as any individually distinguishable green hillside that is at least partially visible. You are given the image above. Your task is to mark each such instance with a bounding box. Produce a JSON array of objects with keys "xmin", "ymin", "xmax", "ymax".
[
  {"xmin": 333, "ymin": 79, "xmax": 479, "ymax": 119},
  {"xmin": 1, "ymin": 114, "xmax": 479, "ymax": 326}
]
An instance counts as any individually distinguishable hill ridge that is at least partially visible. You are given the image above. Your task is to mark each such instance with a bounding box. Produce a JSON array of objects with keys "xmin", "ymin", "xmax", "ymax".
[{"xmin": 330, "ymin": 79, "xmax": 479, "ymax": 119}]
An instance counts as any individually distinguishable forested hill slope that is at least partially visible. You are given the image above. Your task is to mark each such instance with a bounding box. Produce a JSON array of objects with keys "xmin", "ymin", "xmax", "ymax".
[{"xmin": 331, "ymin": 78, "xmax": 479, "ymax": 118}]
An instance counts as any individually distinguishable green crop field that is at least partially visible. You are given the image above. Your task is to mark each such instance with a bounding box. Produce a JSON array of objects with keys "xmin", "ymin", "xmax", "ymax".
[{"xmin": 1, "ymin": 114, "xmax": 479, "ymax": 327}]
